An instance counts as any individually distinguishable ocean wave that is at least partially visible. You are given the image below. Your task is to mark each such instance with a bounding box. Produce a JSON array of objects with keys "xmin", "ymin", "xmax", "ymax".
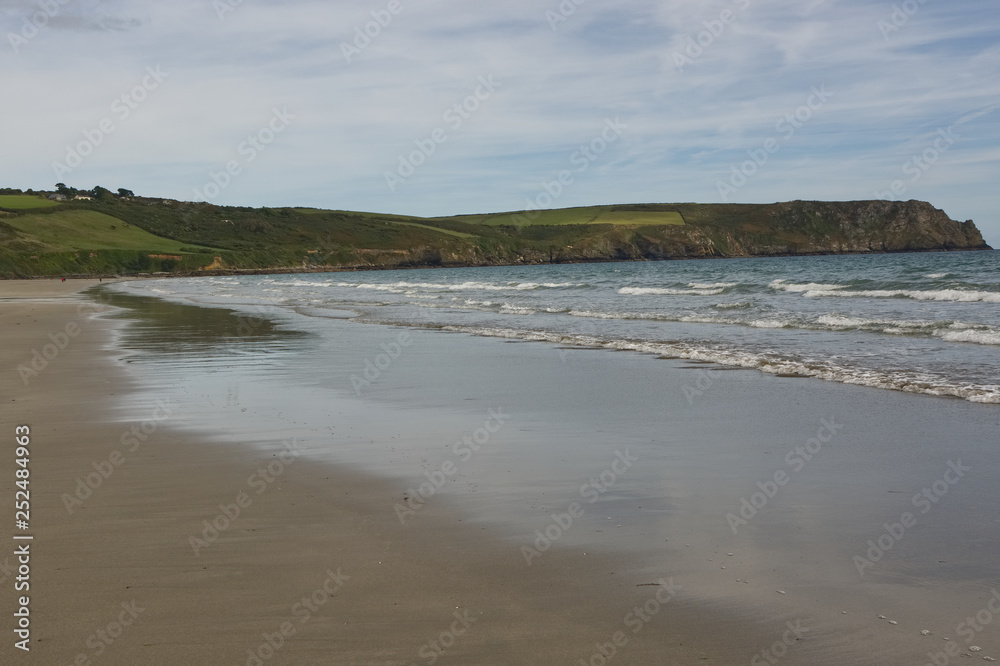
[
  {"xmin": 715, "ymin": 301, "xmax": 753, "ymax": 310},
  {"xmin": 806, "ymin": 288, "xmax": 1000, "ymax": 303},
  {"xmin": 451, "ymin": 299, "xmax": 543, "ymax": 316},
  {"xmin": 432, "ymin": 325, "xmax": 1000, "ymax": 404},
  {"xmin": 566, "ymin": 310, "xmax": 726, "ymax": 325},
  {"xmin": 688, "ymin": 282, "xmax": 739, "ymax": 289},
  {"xmin": 568, "ymin": 309, "xmax": 671, "ymax": 321},
  {"xmin": 815, "ymin": 314, "xmax": 933, "ymax": 330},
  {"xmin": 936, "ymin": 329, "xmax": 1000, "ymax": 346},
  {"xmin": 337, "ymin": 280, "xmax": 585, "ymax": 292},
  {"xmin": 770, "ymin": 278, "xmax": 1000, "ymax": 302},
  {"xmin": 926, "ymin": 273, "xmax": 950, "ymax": 278},
  {"xmin": 769, "ymin": 279, "xmax": 846, "ymax": 293},
  {"xmin": 499, "ymin": 305, "xmax": 536, "ymax": 315},
  {"xmin": 813, "ymin": 315, "xmax": 1000, "ymax": 345},
  {"xmin": 619, "ymin": 286, "xmax": 726, "ymax": 296},
  {"xmin": 286, "ymin": 279, "xmax": 334, "ymax": 288}
]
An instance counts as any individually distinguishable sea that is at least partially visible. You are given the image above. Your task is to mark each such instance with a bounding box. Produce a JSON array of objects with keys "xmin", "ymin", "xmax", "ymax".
[
  {"xmin": 100, "ymin": 249, "xmax": 1000, "ymax": 662},
  {"xmin": 112, "ymin": 249, "xmax": 1000, "ymax": 403}
]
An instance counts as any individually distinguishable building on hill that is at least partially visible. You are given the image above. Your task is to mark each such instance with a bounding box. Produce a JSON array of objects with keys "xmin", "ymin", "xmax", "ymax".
[
  {"xmin": 48, "ymin": 193, "xmax": 66, "ymax": 201},
  {"xmin": 73, "ymin": 194, "xmax": 92, "ymax": 201}
]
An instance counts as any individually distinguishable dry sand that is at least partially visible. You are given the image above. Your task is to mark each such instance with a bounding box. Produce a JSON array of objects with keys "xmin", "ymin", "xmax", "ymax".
[{"xmin": 1, "ymin": 280, "xmax": 746, "ymax": 665}]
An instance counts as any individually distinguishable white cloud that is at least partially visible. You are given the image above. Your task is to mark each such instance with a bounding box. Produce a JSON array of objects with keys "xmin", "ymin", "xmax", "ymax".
[{"xmin": 1, "ymin": 0, "xmax": 997, "ymax": 243}]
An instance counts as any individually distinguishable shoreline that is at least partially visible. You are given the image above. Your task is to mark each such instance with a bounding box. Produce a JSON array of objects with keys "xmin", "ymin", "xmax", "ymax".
[
  {"xmin": 5, "ymin": 279, "xmax": 998, "ymax": 664},
  {"xmin": 1, "ymin": 280, "xmax": 745, "ymax": 664}
]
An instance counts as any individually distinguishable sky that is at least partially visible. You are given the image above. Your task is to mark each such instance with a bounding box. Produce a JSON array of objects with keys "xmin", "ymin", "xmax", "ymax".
[{"xmin": 2, "ymin": 0, "xmax": 998, "ymax": 244}]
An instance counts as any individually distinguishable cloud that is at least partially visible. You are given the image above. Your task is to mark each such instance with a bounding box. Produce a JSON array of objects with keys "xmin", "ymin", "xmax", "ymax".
[{"xmin": 1, "ymin": 0, "xmax": 998, "ymax": 243}]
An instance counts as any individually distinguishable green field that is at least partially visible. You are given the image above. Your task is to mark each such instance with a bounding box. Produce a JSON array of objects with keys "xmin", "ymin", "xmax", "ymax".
[
  {"xmin": 294, "ymin": 208, "xmax": 419, "ymax": 222},
  {"xmin": 589, "ymin": 210, "xmax": 684, "ymax": 225},
  {"xmin": 292, "ymin": 207, "xmax": 474, "ymax": 237},
  {"xmin": 385, "ymin": 220, "xmax": 476, "ymax": 239},
  {"xmin": 449, "ymin": 205, "xmax": 685, "ymax": 226},
  {"xmin": 0, "ymin": 195, "xmax": 61, "ymax": 210},
  {"xmin": 3, "ymin": 210, "xmax": 219, "ymax": 253},
  {"xmin": 0, "ymin": 192, "xmax": 979, "ymax": 277}
]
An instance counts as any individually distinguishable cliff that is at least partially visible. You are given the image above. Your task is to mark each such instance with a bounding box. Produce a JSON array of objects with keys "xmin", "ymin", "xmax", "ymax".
[{"xmin": 0, "ymin": 194, "xmax": 990, "ymax": 277}]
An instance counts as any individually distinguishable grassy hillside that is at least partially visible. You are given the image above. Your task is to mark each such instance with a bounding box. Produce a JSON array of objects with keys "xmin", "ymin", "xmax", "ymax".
[
  {"xmin": 451, "ymin": 205, "xmax": 686, "ymax": 226},
  {"xmin": 0, "ymin": 192, "xmax": 989, "ymax": 278},
  {"xmin": 0, "ymin": 195, "xmax": 61, "ymax": 210},
  {"xmin": 4, "ymin": 210, "xmax": 219, "ymax": 253},
  {"xmin": 0, "ymin": 202, "xmax": 220, "ymax": 277}
]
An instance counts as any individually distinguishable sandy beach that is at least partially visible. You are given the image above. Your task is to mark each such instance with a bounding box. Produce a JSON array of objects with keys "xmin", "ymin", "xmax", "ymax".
[
  {"xmin": 3, "ymin": 278, "xmax": 998, "ymax": 665},
  {"xmin": 1, "ymin": 280, "xmax": 744, "ymax": 664}
]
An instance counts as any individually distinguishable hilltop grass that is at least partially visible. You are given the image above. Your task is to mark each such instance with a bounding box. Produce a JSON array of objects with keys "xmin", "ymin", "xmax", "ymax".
[
  {"xmin": 590, "ymin": 210, "xmax": 684, "ymax": 225},
  {"xmin": 0, "ymin": 195, "xmax": 61, "ymax": 210},
  {"xmin": 447, "ymin": 205, "xmax": 686, "ymax": 226},
  {"xmin": 3, "ymin": 210, "xmax": 220, "ymax": 253},
  {"xmin": 0, "ymin": 193, "xmax": 982, "ymax": 277},
  {"xmin": 386, "ymin": 220, "xmax": 476, "ymax": 239},
  {"xmin": 291, "ymin": 208, "xmax": 474, "ymax": 238}
]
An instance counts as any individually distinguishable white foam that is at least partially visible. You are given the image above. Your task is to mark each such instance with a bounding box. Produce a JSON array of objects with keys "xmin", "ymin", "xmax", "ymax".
[
  {"xmin": 926, "ymin": 273, "xmax": 950, "ymax": 278},
  {"xmin": 769, "ymin": 279, "xmax": 846, "ymax": 293},
  {"xmin": 805, "ymin": 288, "xmax": 1000, "ymax": 303},
  {"xmin": 815, "ymin": 314, "xmax": 932, "ymax": 330},
  {"xmin": 499, "ymin": 304, "xmax": 536, "ymax": 315},
  {"xmin": 816, "ymin": 314, "xmax": 875, "ymax": 328},
  {"xmin": 715, "ymin": 301, "xmax": 752, "ymax": 310},
  {"xmin": 688, "ymin": 282, "xmax": 738, "ymax": 289},
  {"xmin": 619, "ymin": 286, "xmax": 726, "ymax": 296},
  {"xmin": 337, "ymin": 280, "xmax": 584, "ymax": 292},
  {"xmin": 287, "ymin": 279, "xmax": 332, "ymax": 287},
  {"xmin": 432, "ymin": 324, "xmax": 1000, "ymax": 404},
  {"xmin": 936, "ymin": 329, "xmax": 1000, "ymax": 346},
  {"xmin": 568, "ymin": 310, "xmax": 625, "ymax": 319}
]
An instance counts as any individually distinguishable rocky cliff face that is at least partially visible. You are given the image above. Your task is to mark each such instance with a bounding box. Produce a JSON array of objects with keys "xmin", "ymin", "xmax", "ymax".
[
  {"xmin": 11, "ymin": 198, "xmax": 985, "ymax": 277},
  {"xmin": 759, "ymin": 200, "xmax": 989, "ymax": 254},
  {"xmin": 214, "ymin": 200, "xmax": 991, "ymax": 273},
  {"xmin": 473, "ymin": 199, "xmax": 991, "ymax": 265}
]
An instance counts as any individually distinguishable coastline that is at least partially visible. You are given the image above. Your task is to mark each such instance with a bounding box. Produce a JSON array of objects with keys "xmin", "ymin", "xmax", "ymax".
[
  {"xmin": 4, "ymin": 278, "xmax": 998, "ymax": 664},
  {"xmin": 5, "ymin": 246, "xmax": 993, "ymax": 281},
  {"xmin": 1, "ymin": 280, "xmax": 742, "ymax": 664}
]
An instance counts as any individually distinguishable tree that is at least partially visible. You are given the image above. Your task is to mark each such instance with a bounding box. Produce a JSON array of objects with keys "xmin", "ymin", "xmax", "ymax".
[
  {"xmin": 117, "ymin": 188, "xmax": 135, "ymax": 198},
  {"xmin": 55, "ymin": 183, "xmax": 78, "ymax": 197},
  {"xmin": 91, "ymin": 186, "xmax": 113, "ymax": 200}
]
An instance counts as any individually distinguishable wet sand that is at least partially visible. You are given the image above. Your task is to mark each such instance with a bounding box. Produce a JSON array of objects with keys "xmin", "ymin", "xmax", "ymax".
[
  {"xmin": 1, "ymin": 280, "xmax": 742, "ymax": 664},
  {"xmin": 3, "ymin": 279, "xmax": 998, "ymax": 665}
]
